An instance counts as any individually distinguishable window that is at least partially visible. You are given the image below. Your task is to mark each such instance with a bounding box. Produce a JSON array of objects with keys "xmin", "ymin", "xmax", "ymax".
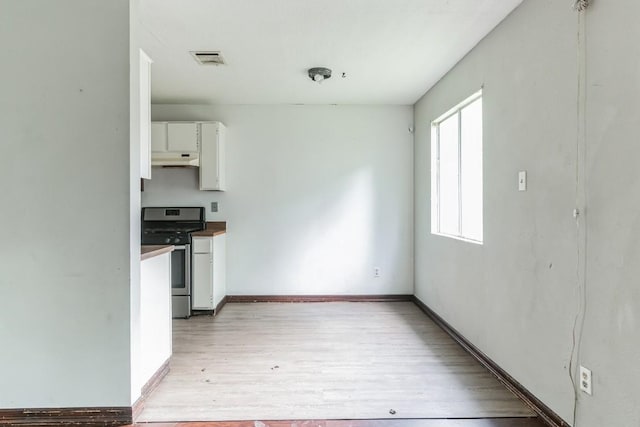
[{"xmin": 431, "ymin": 90, "xmax": 483, "ymax": 243}]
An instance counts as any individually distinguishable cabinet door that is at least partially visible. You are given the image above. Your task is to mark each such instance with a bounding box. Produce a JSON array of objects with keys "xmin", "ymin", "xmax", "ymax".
[
  {"xmin": 139, "ymin": 50, "xmax": 153, "ymax": 179},
  {"xmin": 192, "ymin": 252, "xmax": 213, "ymax": 310},
  {"xmin": 200, "ymin": 122, "xmax": 226, "ymax": 191},
  {"xmin": 151, "ymin": 122, "xmax": 167, "ymax": 152},
  {"xmin": 212, "ymin": 234, "xmax": 226, "ymax": 309},
  {"xmin": 167, "ymin": 123, "xmax": 198, "ymax": 153}
]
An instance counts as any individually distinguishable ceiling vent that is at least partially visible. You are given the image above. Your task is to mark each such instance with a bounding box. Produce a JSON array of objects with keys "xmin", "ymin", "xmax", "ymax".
[{"xmin": 190, "ymin": 51, "xmax": 225, "ymax": 66}]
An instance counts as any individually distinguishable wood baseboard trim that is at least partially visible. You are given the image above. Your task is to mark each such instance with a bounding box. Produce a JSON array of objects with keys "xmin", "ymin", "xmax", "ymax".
[
  {"xmin": 132, "ymin": 357, "xmax": 171, "ymax": 421},
  {"xmin": 2, "ymin": 359, "xmax": 172, "ymax": 426},
  {"xmin": 214, "ymin": 295, "xmax": 228, "ymax": 315},
  {"xmin": 227, "ymin": 294, "xmax": 414, "ymax": 303},
  {"xmin": 412, "ymin": 296, "xmax": 569, "ymax": 427},
  {"xmin": 0, "ymin": 407, "xmax": 132, "ymax": 426}
]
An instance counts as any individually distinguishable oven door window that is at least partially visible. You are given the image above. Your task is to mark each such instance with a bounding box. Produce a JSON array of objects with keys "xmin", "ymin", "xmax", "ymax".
[{"xmin": 171, "ymin": 249, "xmax": 186, "ymax": 290}]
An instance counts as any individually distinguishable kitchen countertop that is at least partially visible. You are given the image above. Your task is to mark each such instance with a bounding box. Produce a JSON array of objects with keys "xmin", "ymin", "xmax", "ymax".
[
  {"xmin": 141, "ymin": 245, "xmax": 175, "ymax": 261},
  {"xmin": 191, "ymin": 221, "xmax": 227, "ymax": 237}
]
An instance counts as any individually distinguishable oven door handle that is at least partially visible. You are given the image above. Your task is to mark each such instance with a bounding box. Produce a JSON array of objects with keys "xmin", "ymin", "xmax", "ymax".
[{"xmin": 185, "ymin": 244, "xmax": 191, "ymax": 294}]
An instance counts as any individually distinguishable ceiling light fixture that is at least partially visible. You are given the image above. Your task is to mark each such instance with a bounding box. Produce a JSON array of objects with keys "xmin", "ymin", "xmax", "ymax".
[{"xmin": 308, "ymin": 67, "xmax": 332, "ymax": 83}]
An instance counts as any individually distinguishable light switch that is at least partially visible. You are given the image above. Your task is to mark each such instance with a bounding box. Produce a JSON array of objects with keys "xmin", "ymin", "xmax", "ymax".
[{"xmin": 518, "ymin": 171, "xmax": 527, "ymax": 191}]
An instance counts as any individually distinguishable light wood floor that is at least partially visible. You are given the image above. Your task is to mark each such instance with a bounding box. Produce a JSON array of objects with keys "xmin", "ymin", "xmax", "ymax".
[
  {"xmin": 129, "ymin": 420, "xmax": 546, "ymax": 427},
  {"xmin": 137, "ymin": 302, "xmax": 536, "ymax": 422}
]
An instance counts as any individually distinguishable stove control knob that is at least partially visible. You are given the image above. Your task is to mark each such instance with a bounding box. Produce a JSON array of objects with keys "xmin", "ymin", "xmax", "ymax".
[
  {"xmin": 174, "ymin": 238, "xmax": 180, "ymax": 244},
  {"xmin": 164, "ymin": 237, "xmax": 171, "ymax": 244}
]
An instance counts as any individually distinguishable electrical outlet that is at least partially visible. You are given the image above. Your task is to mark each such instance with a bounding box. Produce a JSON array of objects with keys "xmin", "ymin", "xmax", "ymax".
[
  {"xmin": 580, "ymin": 366, "xmax": 592, "ymax": 395},
  {"xmin": 374, "ymin": 267, "xmax": 381, "ymax": 278},
  {"xmin": 211, "ymin": 202, "xmax": 218, "ymax": 212}
]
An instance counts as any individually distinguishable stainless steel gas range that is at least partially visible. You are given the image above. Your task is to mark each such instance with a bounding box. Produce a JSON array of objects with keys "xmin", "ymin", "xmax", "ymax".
[{"xmin": 141, "ymin": 207, "xmax": 206, "ymax": 318}]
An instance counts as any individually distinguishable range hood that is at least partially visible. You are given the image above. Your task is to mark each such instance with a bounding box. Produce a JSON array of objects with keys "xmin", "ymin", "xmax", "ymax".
[{"xmin": 151, "ymin": 152, "xmax": 200, "ymax": 167}]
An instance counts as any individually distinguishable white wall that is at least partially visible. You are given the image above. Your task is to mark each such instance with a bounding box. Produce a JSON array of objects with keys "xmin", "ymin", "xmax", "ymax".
[
  {"xmin": 143, "ymin": 105, "xmax": 414, "ymax": 296},
  {"xmin": 0, "ymin": 0, "xmax": 132, "ymax": 408},
  {"xmin": 414, "ymin": 0, "xmax": 640, "ymax": 425}
]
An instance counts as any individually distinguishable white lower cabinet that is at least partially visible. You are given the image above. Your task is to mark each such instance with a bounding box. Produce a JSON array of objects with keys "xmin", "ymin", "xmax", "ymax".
[
  {"xmin": 137, "ymin": 251, "xmax": 171, "ymax": 400},
  {"xmin": 191, "ymin": 234, "xmax": 226, "ymax": 311}
]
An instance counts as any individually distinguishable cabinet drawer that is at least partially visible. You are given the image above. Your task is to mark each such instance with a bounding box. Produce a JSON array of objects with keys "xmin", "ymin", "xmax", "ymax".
[{"xmin": 192, "ymin": 237, "xmax": 213, "ymax": 253}]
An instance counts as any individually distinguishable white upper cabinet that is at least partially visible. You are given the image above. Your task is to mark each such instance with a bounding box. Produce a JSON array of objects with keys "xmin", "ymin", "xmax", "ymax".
[
  {"xmin": 139, "ymin": 49, "xmax": 152, "ymax": 179},
  {"xmin": 151, "ymin": 122, "xmax": 200, "ymax": 166},
  {"xmin": 150, "ymin": 122, "xmax": 167, "ymax": 152},
  {"xmin": 200, "ymin": 122, "xmax": 226, "ymax": 191},
  {"xmin": 151, "ymin": 122, "xmax": 199, "ymax": 153},
  {"xmin": 151, "ymin": 120, "xmax": 226, "ymax": 189},
  {"xmin": 167, "ymin": 123, "xmax": 199, "ymax": 153}
]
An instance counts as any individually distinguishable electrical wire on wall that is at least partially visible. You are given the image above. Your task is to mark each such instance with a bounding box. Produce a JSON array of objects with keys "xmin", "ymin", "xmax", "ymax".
[{"xmin": 568, "ymin": 0, "xmax": 589, "ymax": 425}]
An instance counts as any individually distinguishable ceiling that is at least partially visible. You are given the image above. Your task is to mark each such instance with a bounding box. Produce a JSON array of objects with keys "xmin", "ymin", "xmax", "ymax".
[{"xmin": 137, "ymin": 0, "xmax": 523, "ymax": 105}]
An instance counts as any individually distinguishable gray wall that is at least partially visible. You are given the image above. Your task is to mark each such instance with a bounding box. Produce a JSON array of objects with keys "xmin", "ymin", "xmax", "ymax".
[
  {"xmin": 144, "ymin": 104, "xmax": 414, "ymax": 296},
  {"xmin": 0, "ymin": 1, "xmax": 132, "ymax": 407},
  {"xmin": 414, "ymin": 0, "xmax": 640, "ymax": 425}
]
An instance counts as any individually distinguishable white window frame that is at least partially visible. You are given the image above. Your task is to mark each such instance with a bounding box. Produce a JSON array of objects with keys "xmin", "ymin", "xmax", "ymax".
[{"xmin": 430, "ymin": 89, "xmax": 483, "ymax": 244}]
